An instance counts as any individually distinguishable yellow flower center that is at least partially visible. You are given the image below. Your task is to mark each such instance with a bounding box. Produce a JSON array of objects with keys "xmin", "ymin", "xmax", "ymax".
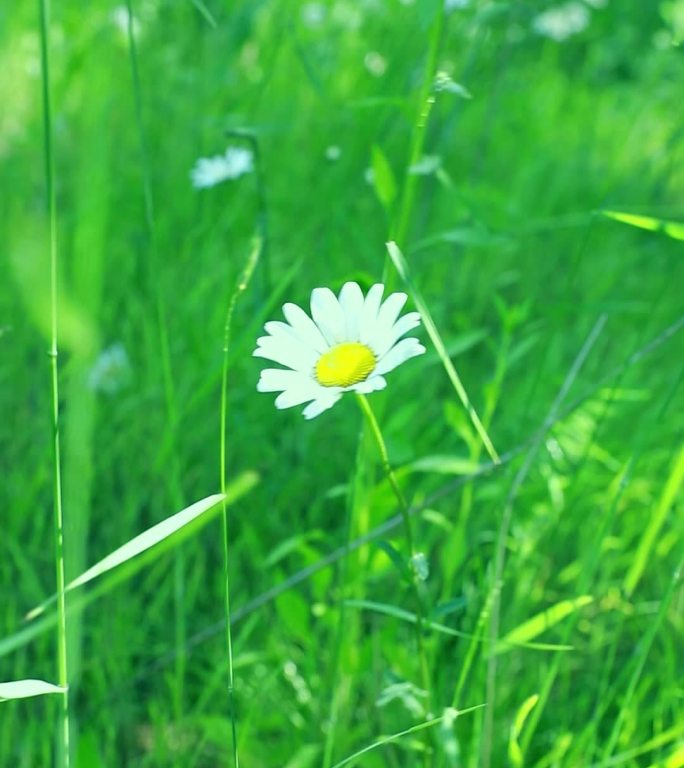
[{"xmin": 315, "ymin": 342, "xmax": 376, "ymax": 388}]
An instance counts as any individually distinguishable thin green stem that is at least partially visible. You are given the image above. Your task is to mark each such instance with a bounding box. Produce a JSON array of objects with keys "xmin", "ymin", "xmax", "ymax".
[
  {"xmin": 390, "ymin": 6, "xmax": 444, "ymax": 255},
  {"xmin": 38, "ymin": 0, "xmax": 70, "ymax": 762},
  {"xmin": 219, "ymin": 238, "xmax": 261, "ymax": 768},
  {"xmin": 355, "ymin": 394, "xmax": 432, "ymax": 767}
]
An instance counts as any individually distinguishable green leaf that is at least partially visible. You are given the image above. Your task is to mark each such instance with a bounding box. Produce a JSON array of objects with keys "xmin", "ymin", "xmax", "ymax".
[
  {"xmin": 494, "ymin": 596, "xmax": 594, "ymax": 655},
  {"xmin": 371, "ymin": 145, "xmax": 397, "ymax": 212},
  {"xmin": 602, "ymin": 210, "xmax": 684, "ymax": 241},
  {"xmin": 508, "ymin": 694, "xmax": 539, "ymax": 767},
  {"xmin": 407, "ymin": 454, "xmax": 481, "ymax": 475},
  {"xmin": 0, "ymin": 679, "xmax": 66, "ymax": 701},
  {"xmin": 26, "ymin": 479, "xmax": 257, "ymax": 621}
]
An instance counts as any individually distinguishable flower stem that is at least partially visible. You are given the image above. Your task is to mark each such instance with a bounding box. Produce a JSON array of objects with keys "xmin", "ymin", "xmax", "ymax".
[
  {"xmin": 389, "ymin": 5, "xmax": 445, "ymax": 256},
  {"xmin": 355, "ymin": 394, "xmax": 433, "ymax": 766},
  {"xmin": 38, "ymin": 0, "xmax": 70, "ymax": 763},
  {"xmin": 219, "ymin": 238, "xmax": 262, "ymax": 767}
]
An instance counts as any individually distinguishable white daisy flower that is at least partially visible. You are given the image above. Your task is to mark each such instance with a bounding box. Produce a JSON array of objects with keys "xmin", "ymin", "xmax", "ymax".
[
  {"xmin": 254, "ymin": 282, "xmax": 425, "ymax": 419},
  {"xmin": 190, "ymin": 146, "xmax": 254, "ymax": 189}
]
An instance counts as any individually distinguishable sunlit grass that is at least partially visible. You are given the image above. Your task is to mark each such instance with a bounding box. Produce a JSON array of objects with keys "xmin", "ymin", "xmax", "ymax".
[{"xmin": 1, "ymin": 1, "xmax": 682, "ymax": 766}]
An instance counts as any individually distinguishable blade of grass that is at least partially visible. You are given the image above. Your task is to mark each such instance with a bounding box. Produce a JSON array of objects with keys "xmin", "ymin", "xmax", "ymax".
[
  {"xmin": 219, "ymin": 236, "xmax": 262, "ymax": 768},
  {"xmin": 602, "ymin": 210, "xmax": 684, "ymax": 240},
  {"xmin": 387, "ymin": 240, "xmax": 500, "ymax": 464},
  {"xmin": 330, "ymin": 705, "xmax": 485, "ymax": 768},
  {"xmin": 1, "ymin": 473, "xmax": 257, "ymax": 661},
  {"xmin": 27, "ymin": 493, "xmax": 226, "ymax": 619},
  {"xmin": 0, "ymin": 680, "xmax": 67, "ymax": 701},
  {"xmin": 37, "ymin": 0, "xmax": 69, "ymax": 761},
  {"xmin": 623, "ymin": 444, "xmax": 684, "ymax": 596},
  {"xmin": 493, "ymin": 596, "xmax": 594, "ymax": 655}
]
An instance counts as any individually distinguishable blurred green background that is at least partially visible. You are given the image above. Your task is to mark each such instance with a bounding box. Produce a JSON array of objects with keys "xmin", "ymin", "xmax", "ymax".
[{"xmin": 1, "ymin": 0, "xmax": 682, "ymax": 765}]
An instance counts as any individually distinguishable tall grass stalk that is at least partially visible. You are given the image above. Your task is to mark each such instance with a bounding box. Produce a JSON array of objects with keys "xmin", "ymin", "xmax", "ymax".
[
  {"xmin": 390, "ymin": 5, "xmax": 444, "ymax": 253},
  {"xmin": 37, "ymin": 0, "xmax": 70, "ymax": 762},
  {"xmin": 125, "ymin": 0, "xmax": 189, "ymax": 726},
  {"xmin": 219, "ymin": 238, "xmax": 261, "ymax": 767},
  {"xmin": 355, "ymin": 394, "xmax": 432, "ymax": 767}
]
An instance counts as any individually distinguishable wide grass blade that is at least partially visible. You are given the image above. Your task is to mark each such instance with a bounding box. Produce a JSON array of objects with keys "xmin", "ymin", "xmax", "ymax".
[
  {"xmin": 386, "ymin": 240, "xmax": 500, "ymax": 464},
  {"xmin": 26, "ymin": 489, "xmax": 251, "ymax": 621},
  {"xmin": 0, "ymin": 679, "xmax": 67, "ymax": 701},
  {"xmin": 602, "ymin": 210, "xmax": 684, "ymax": 240}
]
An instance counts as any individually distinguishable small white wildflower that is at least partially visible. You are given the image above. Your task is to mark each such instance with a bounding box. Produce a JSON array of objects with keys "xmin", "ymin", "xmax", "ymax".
[
  {"xmin": 331, "ymin": 1, "xmax": 362, "ymax": 30},
  {"xmin": 301, "ymin": 2, "xmax": 326, "ymax": 26},
  {"xmin": 325, "ymin": 145, "xmax": 342, "ymax": 161},
  {"xmin": 532, "ymin": 2, "xmax": 591, "ymax": 42},
  {"xmin": 364, "ymin": 51, "xmax": 387, "ymax": 77},
  {"xmin": 445, "ymin": 0, "xmax": 470, "ymax": 12},
  {"xmin": 434, "ymin": 71, "xmax": 472, "ymax": 98},
  {"xmin": 110, "ymin": 5, "xmax": 142, "ymax": 39},
  {"xmin": 254, "ymin": 282, "xmax": 425, "ymax": 419},
  {"xmin": 409, "ymin": 155, "xmax": 442, "ymax": 176},
  {"xmin": 410, "ymin": 552, "xmax": 429, "ymax": 581},
  {"xmin": 88, "ymin": 343, "xmax": 130, "ymax": 395},
  {"xmin": 190, "ymin": 147, "xmax": 254, "ymax": 189}
]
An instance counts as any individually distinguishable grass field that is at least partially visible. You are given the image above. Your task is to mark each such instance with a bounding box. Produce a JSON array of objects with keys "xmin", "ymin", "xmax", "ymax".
[{"xmin": 1, "ymin": 0, "xmax": 683, "ymax": 766}]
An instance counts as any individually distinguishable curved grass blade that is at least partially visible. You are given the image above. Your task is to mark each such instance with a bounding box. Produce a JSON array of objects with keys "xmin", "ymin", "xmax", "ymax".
[
  {"xmin": 330, "ymin": 705, "xmax": 485, "ymax": 768},
  {"xmin": 508, "ymin": 694, "xmax": 539, "ymax": 767},
  {"xmin": 345, "ymin": 599, "xmax": 573, "ymax": 651},
  {"xmin": 386, "ymin": 240, "xmax": 500, "ymax": 464},
  {"xmin": 27, "ymin": 492, "xmax": 230, "ymax": 620},
  {"xmin": 2, "ymin": 473, "xmax": 258, "ymax": 660}
]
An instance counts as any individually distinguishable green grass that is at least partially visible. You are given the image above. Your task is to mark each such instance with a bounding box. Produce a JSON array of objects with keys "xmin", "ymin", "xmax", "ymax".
[{"xmin": 1, "ymin": 1, "xmax": 683, "ymax": 766}]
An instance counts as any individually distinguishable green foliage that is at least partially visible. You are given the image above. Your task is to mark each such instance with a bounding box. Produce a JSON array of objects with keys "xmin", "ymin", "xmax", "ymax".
[{"xmin": 1, "ymin": 0, "xmax": 682, "ymax": 766}]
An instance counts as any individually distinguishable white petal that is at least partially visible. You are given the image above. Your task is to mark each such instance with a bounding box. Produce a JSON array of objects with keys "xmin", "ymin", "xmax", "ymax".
[
  {"xmin": 257, "ymin": 368, "xmax": 311, "ymax": 393},
  {"xmin": 275, "ymin": 379, "xmax": 330, "ymax": 409},
  {"xmin": 253, "ymin": 336, "xmax": 317, "ymax": 372},
  {"xmin": 374, "ymin": 337, "xmax": 426, "ymax": 375},
  {"xmin": 302, "ymin": 392, "xmax": 342, "ymax": 419},
  {"xmin": 282, "ymin": 303, "xmax": 329, "ymax": 353},
  {"xmin": 349, "ymin": 375, "xmax": 387, "ymax": 394},
  {"xmin": 275, "ymin": 379, "xmax": 340, "ymax": 408},
  {"xmin": 310, "ymin": 287, "xmax": 347, "ymax": 345},
  {"xmin": 373, "ymin": 312, "xmax": 422, "ymax": 358},
  {"xmin": 371, "ymin": 292, "xmax": 408, "ymax": 350},
  {"xmin": 359, "ymin": 284, "xmax": 385, "ymax": 345},
  {"xmin": 262, "ymin": 321, "xmax": 319, "ymax": 355},
  {"xmin": 338, "ymin": 282, "xmax": 365, "ymax": 341}
]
